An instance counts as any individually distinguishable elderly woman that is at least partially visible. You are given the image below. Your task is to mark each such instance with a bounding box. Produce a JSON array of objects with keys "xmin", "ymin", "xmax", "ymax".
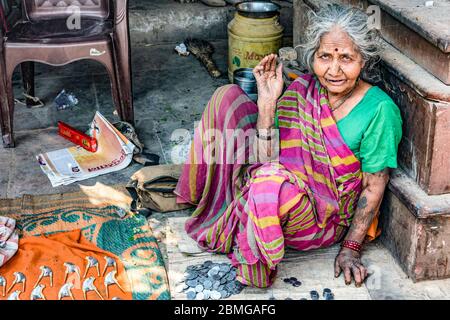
[{"xmin": 175, "ymin": 4, "xmax": 402, "ymax": 288}]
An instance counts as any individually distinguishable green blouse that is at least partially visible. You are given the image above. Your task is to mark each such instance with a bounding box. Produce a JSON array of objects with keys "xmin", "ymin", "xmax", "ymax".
[{"xmin": 274, "ymin": 86, "xmax": 403, "ymax": 173}]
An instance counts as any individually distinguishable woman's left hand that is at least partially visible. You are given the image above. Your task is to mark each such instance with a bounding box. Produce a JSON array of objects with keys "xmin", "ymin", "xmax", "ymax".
[{"xmin": 334, "ymin": 248, "xmax": 368, "ymax": 287}]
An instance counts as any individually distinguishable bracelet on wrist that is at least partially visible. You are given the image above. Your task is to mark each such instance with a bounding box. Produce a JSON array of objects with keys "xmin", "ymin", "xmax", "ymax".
[
  {"xmin": 256, "ymin": 132, "xmax": 272, "ymax": 141},
  {"xmin": 256, "ymin": 127, "xmax": 275, "ymax": 141},
  {"xmin": 341, "ymin": 240, "xmax": 362, "ymax": 253}
]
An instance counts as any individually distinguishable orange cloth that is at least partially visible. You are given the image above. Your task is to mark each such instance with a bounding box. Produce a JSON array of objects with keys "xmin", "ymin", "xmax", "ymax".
[
  {"xmin": 0, "ymin": 229, "xmax": 132, "ymax": 300},
  {"xmin": 366, "ymin": 213, "xmax": 382, "ymax": 242}
]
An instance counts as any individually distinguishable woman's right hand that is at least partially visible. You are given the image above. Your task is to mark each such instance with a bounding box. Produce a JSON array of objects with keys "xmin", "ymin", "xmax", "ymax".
[{"xmin": 253, "ymin": 54, "xmax": 284, "ymax": 122}]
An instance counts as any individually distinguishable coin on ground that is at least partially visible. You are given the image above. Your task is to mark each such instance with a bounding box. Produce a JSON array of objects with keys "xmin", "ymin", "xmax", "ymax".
[
  {"xmin": 195, "ymin": 284, "xmax": 204, "ymax": 292},
  {"xmin": 196, "ymin": 292, "xmax": 205, "ymax": 300},
  {"xmin": 211, "ymin": 290, "xmax": 221, "ymax": 300},
  {"xmin": 186, "ymin": 290, "xmax": 196, "ymax": 300}
]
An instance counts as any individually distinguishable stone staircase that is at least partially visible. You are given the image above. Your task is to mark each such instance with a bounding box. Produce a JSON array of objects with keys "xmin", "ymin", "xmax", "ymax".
[{"xmin": 294, "ymin": 0, "xmax": 450, "ymax": 282}]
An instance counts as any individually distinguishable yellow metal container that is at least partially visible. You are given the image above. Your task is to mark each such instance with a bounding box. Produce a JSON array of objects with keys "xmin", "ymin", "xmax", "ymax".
[{"xmin": 228, "ymin": 12, "xmax": 284, "ymax": 82}]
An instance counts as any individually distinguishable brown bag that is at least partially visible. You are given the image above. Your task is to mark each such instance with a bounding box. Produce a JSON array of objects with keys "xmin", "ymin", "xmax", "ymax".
[{"xmin": 126, "ymin": 164, "xmax": 193, "ymax": 215}]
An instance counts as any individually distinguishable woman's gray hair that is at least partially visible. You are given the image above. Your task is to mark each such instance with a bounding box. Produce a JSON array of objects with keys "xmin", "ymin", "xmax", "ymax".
[{"xmin": 298, "ymin": 3, "xmax": 382, "ymax": 82}]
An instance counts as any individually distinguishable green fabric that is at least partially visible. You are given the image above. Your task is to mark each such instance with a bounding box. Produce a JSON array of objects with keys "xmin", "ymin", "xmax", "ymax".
[{"xmin": 274, "ymin": 86, "xmax": 403, "ymax": 173}]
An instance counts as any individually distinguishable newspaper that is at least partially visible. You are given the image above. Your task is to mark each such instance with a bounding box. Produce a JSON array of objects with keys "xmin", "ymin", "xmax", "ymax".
[{"xmin": 37, "ymin": 112, "xmax": 135, "ymax": 187}]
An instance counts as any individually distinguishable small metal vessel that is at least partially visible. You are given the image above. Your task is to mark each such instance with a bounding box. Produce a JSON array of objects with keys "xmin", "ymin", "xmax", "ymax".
[{"xmin": 233, "ymin": 68, "xmax": 258, "ymax": 101}]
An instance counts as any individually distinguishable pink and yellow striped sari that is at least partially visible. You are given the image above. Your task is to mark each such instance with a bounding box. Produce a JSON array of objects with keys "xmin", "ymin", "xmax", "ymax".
[{"xmin": 175, "ymin": 74, "xmax": 363, "ymax": 287}]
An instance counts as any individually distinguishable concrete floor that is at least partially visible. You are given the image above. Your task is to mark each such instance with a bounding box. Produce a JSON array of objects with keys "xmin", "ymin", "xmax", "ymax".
[
  {"xmin": 166, "ymin": 217, "xmax": 450, "ymax": 300},
  {"xmin": 2, "ymin": 1, "xmax": 293, "ymax": 198},
  {"xmin": 1, "ymin": 1, "xmax": 450, "ymax": 300}
]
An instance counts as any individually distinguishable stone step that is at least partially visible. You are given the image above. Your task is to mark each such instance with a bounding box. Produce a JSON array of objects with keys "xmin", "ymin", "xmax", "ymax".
[
  {"xmin": 128, "ymin": 0, "xmax": 293, "ymax": 45},
  {"xmin": 299, "ymin": 0, "xmax": 450, "ymax": 84},
  {"xmin": 380, "ymin": 169, "xmax": 450, "ymax": 282},
  {"xmin": 353, "ymin": 0, "xmax": 450, "ymax": 85},
  {"xmin": 376, "ymin": 41, "xmax": 450, "ymax": 195},
  {"xmin": 369, "ymin": 0, "xmax": 449, "ymax": 54}
]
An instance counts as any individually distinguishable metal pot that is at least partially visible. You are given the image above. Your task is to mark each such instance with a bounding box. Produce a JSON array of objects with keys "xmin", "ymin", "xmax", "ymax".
[
  {"xmin": 235, "ymin": 1, "xmax": 281, "ymax": 19},
  {"xmin": 233, "ymin": 68, "xmax": 258, "ymax": 101}
]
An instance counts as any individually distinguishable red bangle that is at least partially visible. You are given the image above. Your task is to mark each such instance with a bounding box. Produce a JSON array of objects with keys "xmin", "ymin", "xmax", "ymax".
[{"xmin": 341, "ymin": 240, "xmax": 362, "ymax": 253}]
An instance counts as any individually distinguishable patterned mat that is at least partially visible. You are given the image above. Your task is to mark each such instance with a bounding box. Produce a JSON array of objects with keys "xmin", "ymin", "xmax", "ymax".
[{"xmin": 0, "ymin": 185, "xmax": 170, "ymax": 300}]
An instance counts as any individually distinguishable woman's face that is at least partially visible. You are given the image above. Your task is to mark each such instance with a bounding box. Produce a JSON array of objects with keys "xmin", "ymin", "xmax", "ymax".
[{"xmin": 312, "ymin": 27, "xmax": 365, "ymax": 95}]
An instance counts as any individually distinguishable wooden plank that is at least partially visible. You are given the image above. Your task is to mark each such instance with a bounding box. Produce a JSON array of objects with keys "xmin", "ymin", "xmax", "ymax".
[{"xmin": 166, "ymin": 217, "xmax": 372, "ymax": 300}]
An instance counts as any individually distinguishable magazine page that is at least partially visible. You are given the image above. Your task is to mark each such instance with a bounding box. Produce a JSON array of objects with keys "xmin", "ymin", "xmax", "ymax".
[{"xmin": 37, "ymin": 112, "xmax": 135, "ymax": 186}]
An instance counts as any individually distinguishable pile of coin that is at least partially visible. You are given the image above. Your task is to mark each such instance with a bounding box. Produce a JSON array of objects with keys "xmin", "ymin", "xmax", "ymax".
[{"xmin": 177, "ymin": 261, "xmax": 246, "ymax": 300}]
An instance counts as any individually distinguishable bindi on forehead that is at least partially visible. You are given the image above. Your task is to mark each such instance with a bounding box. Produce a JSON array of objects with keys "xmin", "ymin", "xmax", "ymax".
[
  {"xmin": 320, "ymin": 29, "xmax": 357, "ymax": 53},
  {"xmin": 318, "ymin": 42, "xmax": 359, "ymax": 58}
]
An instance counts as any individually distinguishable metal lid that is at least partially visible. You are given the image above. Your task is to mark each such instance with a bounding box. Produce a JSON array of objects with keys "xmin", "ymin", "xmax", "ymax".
[
  {"xmin": 235, "ymin": 1, "xmax": 281, "ymax": 18},
  {"xmin": 225, "ymin": 0, "xmax": 243, "ymax": 5}
]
